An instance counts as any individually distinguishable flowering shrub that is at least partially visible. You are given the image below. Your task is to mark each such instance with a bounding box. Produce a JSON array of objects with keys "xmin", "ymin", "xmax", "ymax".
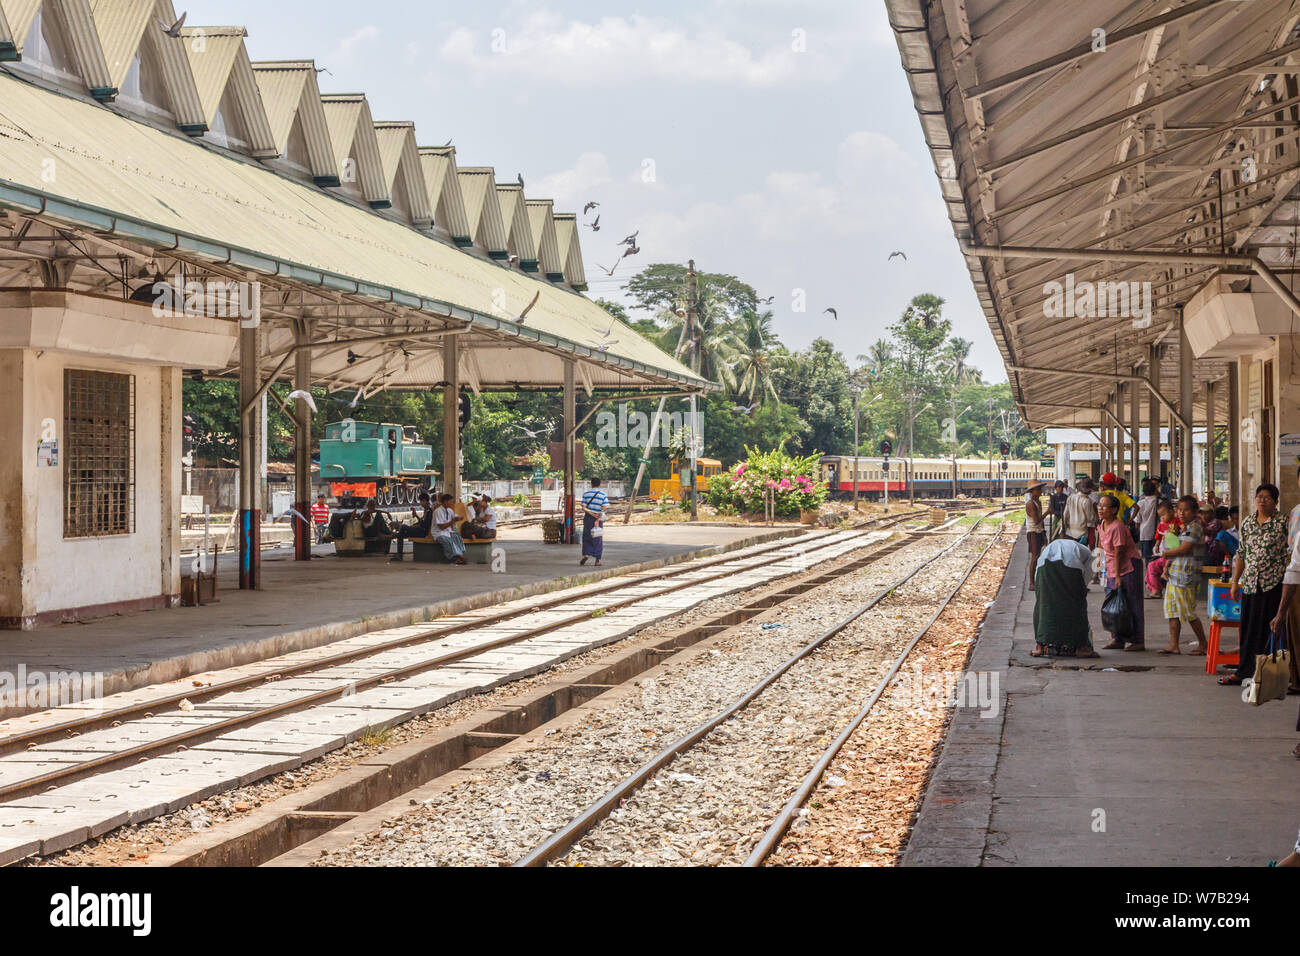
[{"xmin": 706, "ymin": 447, "xmax": 827, "ymax": 517}]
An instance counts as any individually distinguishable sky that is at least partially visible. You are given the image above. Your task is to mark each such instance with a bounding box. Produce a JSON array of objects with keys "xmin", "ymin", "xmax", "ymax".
[{"xmin": 184, "ymin": 0, "xmax": 1005, "ymax": 383}]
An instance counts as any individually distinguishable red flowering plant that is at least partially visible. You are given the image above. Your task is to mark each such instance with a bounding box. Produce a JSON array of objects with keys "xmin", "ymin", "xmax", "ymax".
[{"xmin": 706, "ymin": 447, "xmax": 827, "ymax": 517}]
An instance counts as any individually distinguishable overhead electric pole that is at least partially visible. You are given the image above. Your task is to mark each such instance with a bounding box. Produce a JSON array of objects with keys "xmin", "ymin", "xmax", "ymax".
[{"xmin": 686, "ymin": 259, "xmax": 699, "ymax": 522}]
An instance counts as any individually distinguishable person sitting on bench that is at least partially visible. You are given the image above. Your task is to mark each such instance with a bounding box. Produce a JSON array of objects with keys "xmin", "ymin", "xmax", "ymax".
[
  {"xmin": 351, "ymin": 498, "xmax": 392, "ymax": 548},
  {"xmin": 462, "ymin": 495, "xmax": 498, "ymax": 540},
  {"xmin": 390, "ymin": 492, "xmax": 434, "ymax": 564},
  {"xmin": 433, "ymin": 493, "xmax": 468, "ymax": 565}
]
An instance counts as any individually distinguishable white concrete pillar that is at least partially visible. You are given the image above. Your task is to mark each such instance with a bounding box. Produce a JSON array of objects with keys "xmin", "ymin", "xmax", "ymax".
[
  {"xmin": 1148, "ymin": 344, "xmax": 1161, "ymax": 483},
  {"xmin": 160, "ymin": 365, "xmax": 182, "ymax": 604},
  {"xmin": 1180, "ymin": 319, "xmax": 1194, "ymax": 494},
  {"xmin": 238, "ymin": 324, "xmax": 264, "ymax": 589},
  {"xmin": 1228, "ymin": 361, "xmax": 1240, "ymax": 508},
  {"xmin": 294, "ymin": 324, "xmax": 312, "ymax": 560},
  {"xmin": 442, "ymin": 335, "xmax": 460, "ymax": 502},
  {"xmin": 0, "ymin": 350, "xmax": 36, "ymax": 627}
]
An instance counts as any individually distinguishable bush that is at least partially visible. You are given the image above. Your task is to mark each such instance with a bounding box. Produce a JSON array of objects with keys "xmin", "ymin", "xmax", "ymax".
[{"xmin": 706, "ymin": 446, "xmax": 828, "ymax": 517}]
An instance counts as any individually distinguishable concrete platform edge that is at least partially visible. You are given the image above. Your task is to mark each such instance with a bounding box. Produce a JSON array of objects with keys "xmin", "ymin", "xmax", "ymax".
[
  {"xmin": 6, "ymin": 529, "xmax": 802, "ymax": 718},
  {"xmin": 902, "ymin": 525, "xmax": 1026, "ymax": 867}
]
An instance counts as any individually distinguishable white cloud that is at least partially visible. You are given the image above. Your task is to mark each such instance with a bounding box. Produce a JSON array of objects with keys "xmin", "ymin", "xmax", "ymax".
[
  {"xmin": 332, "ymin": 25, "xmax": 380, "ymax": 64},
  {"xmin": 437, "ymin": 10, "xmax": 839, "ymax": 88}
]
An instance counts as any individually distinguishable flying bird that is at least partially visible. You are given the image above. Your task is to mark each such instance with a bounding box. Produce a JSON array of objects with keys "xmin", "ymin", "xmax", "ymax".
[
  {"xmin": 286, "ymin": 389, "xmax": 318, "ymax": 413},
  {"xmin": 157, "ymin": 12, "xmax": 187, "ymax": 37},
  {"xmin": 510, "ymin": 420, "xmax": 553, "ymax": 439},
  {"xmin": 733, "ymin": 401, "xmax": 760, "ymax": 415},
  {"xmin": 758, "ymin": 295, "xmax": 774, "ymax": 305},
  {"xmin": 346, "ymin": 349, "xmax": 360, "ymax": 365},
  {"xmin": 583, "ymin": 201, "xmax": 599, "ymax": 214},
  {"xmin": 621, "ymin": 244, "xmax": 640, "ymax": 258},
  {"xmin": 596, "ymin": 262, "xmax": 619, "ymax": 276},
  {"xmin": 823, "ymin": 307, "xmax": 838, "ymax": 320},
  {"xmin": 888, "ymin": 250, "xmax": 907, "ymax": 261},
  {"xmin": 588, "ymin": 340, "xmax": 619, "ymax": 352},
  {"xmin": 511, "ymin": 290, "xmax": 541, "ymax": 324},
  {"xmin": 315, "ymin": 66, "xmax": 332, "ymax": 76},
  {"xmin": 441, "ymin": 138, "xmax": 453, "ymax": 148},
  {"xmin": 619, "ymin": 230, "xmax": 639, "ymax": 247},
  {"xmin": 586, "ymin": 215, "xmax": 600, "ymax": 232}
]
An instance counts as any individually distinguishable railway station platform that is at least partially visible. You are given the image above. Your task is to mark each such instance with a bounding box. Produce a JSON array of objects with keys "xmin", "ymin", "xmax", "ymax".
[
  {"xmin": 0, "ymin": 523, "xmax": 796, "ymax": 714},
  {"xmin": 907, "ymin": 532, "xmax": 1299, "ymax": 867}
]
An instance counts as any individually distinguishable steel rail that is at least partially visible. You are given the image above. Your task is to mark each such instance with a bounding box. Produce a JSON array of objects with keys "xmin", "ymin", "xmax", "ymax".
[
  {"xmin": 743, "ymin": 520, "xmax": 1008, "ymax": 866},
  {"xmin": 0, "ymin": 521, "xmax": 928, "ymax": 801},
  {"xmin": 0, "ymin": 516, "xmax": 918, "ymax": 756},
  {"xmin": 512, "ymin": 508, "xmax": 1011, "ymax": 867}
]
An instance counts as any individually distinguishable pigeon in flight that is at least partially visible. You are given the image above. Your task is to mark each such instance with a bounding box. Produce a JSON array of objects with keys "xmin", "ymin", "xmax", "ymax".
[
  {"xmin": 157, "ymin": 12, "xmax": 187, "ymax": 37},
  {"xmin": 621, "ymin": 244, "xmax": 640, "ymax": 258},
  {"xmin": 758, "ymin": 295, "xmax": 774, "ymax": 305},
  {"xmin": 583, "ymin": 201, "xmax": 600, "ymax": 215},
  {"xmin": 596, "ymin": 261, "xmax": 620, "ymax": 276},
  {"xmin": 315, "ymin": 66, "xmax": 332, "ymax": 76},
  {"xmin": 286, "ymin": 389, "xmax": 318, "ymax": 413},
  {"xmin": 511, "ymin": 290, "xmax": 541, "ymax": 324},
  {"xmin": 888, "ymin": 250, "xmax": 907, "ymax": 261},
  {"xmin": 823, "ymin": 307, "xmax": 838, "ymax": 320},
  {"xmin": 619, "ymin": 230, "xmax": 639, "ymax": 247},
  {"xmin": 586, "ymin": 214, "xmax": 600, "ymax": 232},
  {"xmin": 441, "ymin": 138, "xmax": 453, "ymax": 148},
  {"xmin": 588, "ymin": 340, "xmax": 619, "ymax": 352},
  {"xmin": 732, "ymin": 401, "xmax": 760, "ymax": 415}
]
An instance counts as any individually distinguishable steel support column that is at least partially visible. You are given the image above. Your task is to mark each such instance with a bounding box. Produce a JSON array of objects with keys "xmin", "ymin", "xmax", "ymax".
[
  {"xmin": 293, "ymin": 323, "xmax": 312, "ymax": 561},
  {"xmin": 1228, "ymin": 362, "xmax": 1241, "ymax": 507},
  {"xmin": 563, "ymin": 360, "xmax": 576, "ymax": 545},
  {"xmin": 1205, "ymin": 380, "xmax": 1217, "ymax": 498},
  {"xmin": 1149, "ymin": 344, "xmax": 1161, "ymax": 483},
  {"xmin": 238, "ymin": 323, "xmax": 263, "ymax": 589},
  {"xmin": 1179, "ymin": 319, "xmax": 1194, "ymax": 494},
  {"xmin": 442, "ymin": 335, "xmax": 460, "ymax": 502},
  {"xmin": 1129, "ymin": 373, "xmax": 1141, "ymax": 485}
]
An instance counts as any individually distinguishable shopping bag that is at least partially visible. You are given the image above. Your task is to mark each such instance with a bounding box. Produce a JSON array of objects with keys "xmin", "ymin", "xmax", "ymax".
[
  {"xmin": 1101, "ymin": 586, "xmax": 1134, "ymax": 639},
  {"xmin": 1251, "ymin": 625, "xmax": 1292, "ymax": 706},
  {"xmin": 590, "ymin": 524, "xmax": 604, "ymax": 538}
]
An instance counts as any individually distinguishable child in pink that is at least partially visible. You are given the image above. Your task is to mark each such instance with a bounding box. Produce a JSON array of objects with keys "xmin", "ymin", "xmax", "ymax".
[{"xmin": 1145, "ymin": 500, "xmax": 1179, "ymax": 597}]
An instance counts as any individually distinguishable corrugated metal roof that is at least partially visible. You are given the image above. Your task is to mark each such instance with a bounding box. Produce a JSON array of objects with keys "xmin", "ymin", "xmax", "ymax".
[
  {"xmin": 142, "ymin": 2, "xmax": 206, "ymax": 132},
  {"xmin": 498, "ymin": 184, "xmax": 537, "ymax": 268},
  {"xmin": 553, "ymin": 214, "xmax": 586, "ymax": 289},
  {"xmin": 60, "ymin": 0, "xmax": 113, "ymax": 96},
  {"xmin": 0, "ymin": 71, "xmax": 707, "ymax": 391},
  {"xmin": 457, "ymin": 167, "xmax": 508, "ymax": 255},
  {"xmin": 374, "ymin": 121, "xmax": 430, "ymax": 223},
  {"xmin": 526, "ymin": 199, "xmax": 564, "ymax": 279},
  {"xmin": 418, "ymin": 146, "xmax": 471, "ymax": 242},
  {"xmin": 252, "ymin": 61, "xmax": 334, "ymax": 180},
  {"xmin": 180, "ymin": 28, "xmax": 245, "ymax": 127},
  {"xmin": 320, "ymin": 93, "xmax": 388, "ymax": 205},
  {"xmin": 88, "ymin": 0, "xmax": 153, "ymax": 91}
]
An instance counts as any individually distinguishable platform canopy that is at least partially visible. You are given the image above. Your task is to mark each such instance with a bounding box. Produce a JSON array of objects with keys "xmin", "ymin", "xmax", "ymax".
[
  {"xmin": 0, "ymin": 70, "xmax": 708, "ymax": 396},
  {"xmin": 887, "ymin": 0, "xmax": 1300, "ymax": 428}
]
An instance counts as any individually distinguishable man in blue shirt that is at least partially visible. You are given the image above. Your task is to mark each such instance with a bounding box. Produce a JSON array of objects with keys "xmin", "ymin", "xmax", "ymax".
[{"xmin": 580, "ymin": 478, "xmax": 609, "ymax": 566}]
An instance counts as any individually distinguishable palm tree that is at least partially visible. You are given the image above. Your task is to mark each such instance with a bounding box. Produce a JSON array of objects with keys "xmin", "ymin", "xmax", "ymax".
[
  {"xmin": 730, "ymin": 310, "xmax": 783, "ymax": 403},
  {"xmin": 856, "ymin": 339, "xmax": 895, "ymax": 378},
  {"xmin": 942, "ymin": 337, "xmax": 982, "ymax": 387},
  {"xmin": 902, "ymin": 293, "xmax": 946, "ymax": 329},
  {"xmin": 656, "ymin": 287, "xmax": 740, "ymax": 389}
]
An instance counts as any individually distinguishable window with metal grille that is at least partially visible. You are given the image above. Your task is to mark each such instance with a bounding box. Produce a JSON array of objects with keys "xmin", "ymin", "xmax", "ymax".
[{"xmin": 64, "ymin": 370, "xmax": 135, "ymax": 537}]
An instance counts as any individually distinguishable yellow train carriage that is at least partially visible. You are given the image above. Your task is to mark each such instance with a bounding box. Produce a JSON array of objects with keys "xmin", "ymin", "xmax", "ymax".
[{"xmin": 649, "ymin": 458, "xmax": 723, "ymax": 500}]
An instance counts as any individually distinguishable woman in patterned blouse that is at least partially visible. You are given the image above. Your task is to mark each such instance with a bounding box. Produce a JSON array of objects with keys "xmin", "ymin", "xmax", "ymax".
[{"xmin": 1225, "ymin": 483, "xmax": 1288, "ymax": 686}]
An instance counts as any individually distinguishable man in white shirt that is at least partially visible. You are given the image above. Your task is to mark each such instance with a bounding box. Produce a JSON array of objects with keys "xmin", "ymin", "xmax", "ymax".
[
  {"xmin": 462, "ymin": 495, "xmax": 497, "ymax": 540},
  {"xmin": 1064, "ymin": 479, "xmax": 1099, "ymax": 547},
  {"xmin": 1135, "ymin": 479, "xmax": 1161, "ymax": 567},
  {"xmin": 432, "ymin": 493, "xmax": 467, "ymax": 564}
]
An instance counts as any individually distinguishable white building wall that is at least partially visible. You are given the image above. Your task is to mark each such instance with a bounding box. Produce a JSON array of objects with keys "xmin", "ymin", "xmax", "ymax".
[{"xmin": 29, "ymin": 353, "xmax": 166, "ymax": 617}]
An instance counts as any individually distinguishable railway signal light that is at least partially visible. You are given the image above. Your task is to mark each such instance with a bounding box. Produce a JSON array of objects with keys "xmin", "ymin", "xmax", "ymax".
[
  {"xmin": 182, "ymin": 414, "xmax": 195, "ymax": 456},
  {"xmin": 458, "ymin": 392, "xmax": 472, "ymax": 431},
  {"xmin": 999, "ymin": 440, "xmax": 1010, "ymax": 457},
  {"xmin": 879, "ymin": 439, "xmax": 892, "ymax": 457}
]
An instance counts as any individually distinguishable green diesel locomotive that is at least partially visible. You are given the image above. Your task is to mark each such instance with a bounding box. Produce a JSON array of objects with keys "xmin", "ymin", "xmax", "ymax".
[{"xmin": 319, "ymin": 421, "xmax": 437, "ymax": 507}]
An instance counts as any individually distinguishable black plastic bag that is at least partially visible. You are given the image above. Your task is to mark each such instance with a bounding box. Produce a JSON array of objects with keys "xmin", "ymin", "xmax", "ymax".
[{"xmin": 1101, "ymin": 586, "xmax": 1134, "ymax": 639}]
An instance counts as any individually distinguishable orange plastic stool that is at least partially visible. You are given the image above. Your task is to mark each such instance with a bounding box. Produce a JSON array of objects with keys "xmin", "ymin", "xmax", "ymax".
[{"xmin": 1205, "ymin": 620, "xmax": 1240, "ymax": 674}]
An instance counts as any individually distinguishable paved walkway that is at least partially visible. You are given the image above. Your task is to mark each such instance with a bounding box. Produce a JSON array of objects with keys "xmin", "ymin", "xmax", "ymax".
[
  {"xmin": 907, "ymin": 531, "xmax": 1300, "ymax": 866},
  {"xmin": 0, "ymin": 522, "xmax": 795, "ymax": 709}
]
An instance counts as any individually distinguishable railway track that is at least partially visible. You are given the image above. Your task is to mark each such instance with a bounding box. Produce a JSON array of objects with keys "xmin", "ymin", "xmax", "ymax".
[
  {"xmin": 511, "ymin": 508, "xmax": 1009, "ymax": 867},
  {"xmin": 0, "ymin": 510, "xmax": 951, "ymax": 863}
]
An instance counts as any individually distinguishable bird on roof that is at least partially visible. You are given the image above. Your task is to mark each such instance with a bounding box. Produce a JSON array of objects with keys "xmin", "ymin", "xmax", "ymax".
[
  {"xmin": 888, "ymin": 250, "xmax": 907, "ymax": 261},
  {"xmin": 157, "ymin": 12, "xmax": 187, "ymax": 37},
  {"xmin": 733, "ymin": 401, "xmax": 760, "ymax": 415},
  {"xmin": 823, "ymin": 307, "xmax": 838, "ymax": 320},
  {"xmin": 586, "ymin": 215, "xmax": 600, "ymax": 232},
  {"xmin": 286, "ymin": 389, "xmax": 318, "ymax": 413},
  {"xmin": 510, "ymin": 290, "xmax": 541, "ymax": 324},
  {"xmin": 619, "ymin": 230, "xmax": 639, "ymax": 247},
  {"xmin": 583, "ymin": 201, "xmax": 599, "ymax": 215},
  {"xmin": 516, "ymin": 173, "xmax": 525, "ymax": 190}
]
